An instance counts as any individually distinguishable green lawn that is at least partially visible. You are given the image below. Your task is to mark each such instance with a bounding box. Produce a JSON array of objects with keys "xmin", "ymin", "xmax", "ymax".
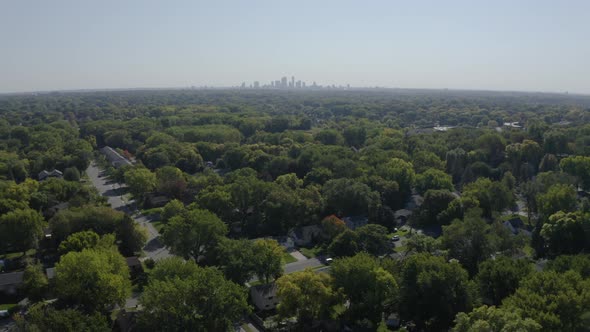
[
  {"xmin": 300, "ymin": 246, "xmax": 323, "ymax": 258},
  {"xmin": 394, "ymin": 245, "xmax": 407, "ymax": 253},
  {"xmin": 151, "ymin": 220, "xmax": 165, "ymax": 232},
  {"xmin": 0, "ymin": 249, "xmax": 36, "ymax": 260},
  {"xmin": 388, "ymin": 228, "xmax": 410, "ymax": 238},
  {"xmin": 0, "ymin": 303, "xmax": 18, "ymax": 311},
  {"xmin": 282, "ymin": 252, "xmax": 297, "ymax": 264},
  {"xmin": 241, "ymin": 324, "xmax": 256, "ymax": 332},
  {"xmin": 142, "ymin": 207, "xmax": 163, "ymax": 216}
]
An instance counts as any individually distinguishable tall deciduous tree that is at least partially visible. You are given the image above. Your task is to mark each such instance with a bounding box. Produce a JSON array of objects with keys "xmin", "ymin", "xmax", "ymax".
[
  {"xmin": 399, "ymin": 254, "xmax": 474, "ymax": 331},
  {"xmin": 0, "ymin": 208, "xmax": 45, "ymax": 254},
  {"xmin": 253, "ymin": 238, "xmax": 283, "ymax": 283},
  {"xmin": 161, "ymin": 209, "xmax": 227, "ymax": 260},
  {"xmin": 276, "ymin": 268, "xmax": 337, "ymax": 326},
  {"xmin": 331, "ymin": 253, "xmax": 398, "ymax": 324},
  {"xmin": 139, "ymin": 258, "xmax": 249, "ymax": 331},
  {"xmin": 503, "ymin": 271, "xmax": 590, "ymax": 331},
  {"xmin": 55, "ymin": 248, "xmax": 131, "ymax": 312},
  {"xmin": 452, "ymin": 305, "xmax": 541, "ymax": 332}
]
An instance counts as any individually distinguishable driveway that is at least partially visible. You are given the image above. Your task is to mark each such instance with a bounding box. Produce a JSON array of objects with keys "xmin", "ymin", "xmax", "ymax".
[{"xmin": 86, "ymin": 162, "xmax": 171, "ymax": 261}]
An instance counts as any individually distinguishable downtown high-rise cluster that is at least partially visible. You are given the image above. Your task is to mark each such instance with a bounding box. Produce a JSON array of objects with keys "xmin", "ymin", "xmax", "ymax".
[{"xmin": 240, "ymin": 76, "xmax": 350, "ymax": 90}]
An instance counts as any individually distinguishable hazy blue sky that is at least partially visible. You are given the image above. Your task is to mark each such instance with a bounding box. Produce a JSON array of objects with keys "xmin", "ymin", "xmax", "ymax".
[{"xmin": 1, "ymin": 0, "xmax": 589, "ymax": 93}]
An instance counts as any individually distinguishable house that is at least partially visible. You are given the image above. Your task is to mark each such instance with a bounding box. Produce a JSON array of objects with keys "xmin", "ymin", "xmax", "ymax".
[
  {"xmin": 503, "ymin": 122, "xmax": 522, "ymax": 129},
  {"xmin": 45, "ymin": 267, "xmax": 56, "ymax": 280},
  {"xmin": 38, "ymin": 169, "xmax": 63, "ymax": 181},
  {"xmin": 288, "ymin": 225, "xmax": 322, "ymax": 246},
  {"xmin": 100, "ymin": 146, "xmax": 132, "ymax": 169},
  {"xmin": 394, "ymin": 209, "xmax": 413, "ymax": 225},
  {"xmin": 250, "ymin": 283, "xmax": 280, "ymax": 311},
  {"xmin": 146, "ymin": 194, "xmax": 170, "ymax": 208},
  {"xmin": 0, "ymin": 272, "xmax": 24, "ymax": 296},
  {"xmin": 125, "ymin": 257, "xmax": 144, "ymax": 277},
  {"xmin": 342, "ymin": 216, "xmax": 368, "ymax": 230}
]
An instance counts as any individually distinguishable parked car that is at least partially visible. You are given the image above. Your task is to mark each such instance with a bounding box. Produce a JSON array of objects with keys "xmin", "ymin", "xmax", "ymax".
[
  {"xmin": 391, "ymin": 235, "xmax": 400, "ymax": 242},
  {"xmin": 325, "ymin": 258, "xmax": 334, "ymax": 265},
  {"xmin": 0, "ymin": 310, "xmax": 9, "ymax": 319}
]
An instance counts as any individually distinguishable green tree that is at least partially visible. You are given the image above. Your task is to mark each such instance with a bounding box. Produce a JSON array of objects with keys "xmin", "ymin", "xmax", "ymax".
[
  {"xmin": 377, "ymin": 158, "xmax": 416, "ymax": 202},
  {"xmin": 355, "ymin": 224, "xmax": 390, "ymax": 255},
  {"xmin": 546, "ymin": 254, "xmax": 590, "ymax": 278},
  {"xmin": 161, "ymin": 209, "xmax": 227, "ymax": 260},
  {"xmin": 253, "ymin": 238, "xmax": 283, "ymax": 283},
  {"xmin": 276, "ymin": 268, "xmax": 337, "ymax": 326},
  {"xmin": 412, "ymin": 150, "xmax": 445, "ymax": 174},
  {"xmin": 156, "ymin": 166, "xmax": 187, "ymax": 198},
  {"xmin": 537, "ymin": 184, "xmax": 577, "ymax": 218},
  {"xmin": 476, "ymin": 257, "xmax": 533, "ymax": 305},
  {"xmin": 413, "ymin": 189, "xmax": 456, "ymax": 226},
  {"xmin": 124, "ymin": 167, "xmax": 156, "ymax": 200},
  {"xmin": 212, "ymin": 238, "xmax": 257, "ymax": 284},
  {"xmin": 0, "ymin": 208, "xmax": 46, "ymax": 254},
  {"xmin": 440, "ymin": 212, "xmax": 517, "ymax": 275},
  {"xmin": 328, "ymin": 229, "xmax": 360, "ymax": 257},
  {"xmin": 415, "ymin": 168, "xmax": 454, "ymax": 195},
  {"xmin": 161, "ymin": 199, "xmax": 185, "ymax": 222},
  {"xmin": 55, "ymin": 248, "xmax": 131, "ymax": 312},
  {"xmin": 399, "ymin": 254, "xmax": 474, "ymax": 331},
  {"xmin": 331, "ymin": 253, "xmax": 398, "ymax": 324},
  {"xmin": 16, "ymin": 303, "xmax": 110, "ymax": 332},
  {"xmin": 22, "ymin": 263, "xmax": 49, "ymax": 301},
  {"xmin": 503, "ymin": 270, "xmax": 590, "ymax": 331},
  {"xmin": 63, "ymin": 167, "xmax": 81, "ymax": 182},
  {"xmin": 58, "ymin": 230, "xmax": 100, "ymax": 254},
  {"xmin": 560, "ymin": 155, "xmax": 590, "ymax": 190},
  {"xmin": 139, "ymin": 259, "xmax": 249, "ymax": 331},
  {"xmin": 540, "ymin": 211, "xmax": 589, "ymax": 256},
  {"xmin": 452, "ymin": 305, "xmax": 541, "ymax": 332},
  {"xmin": 462, "ymin": 178, "xmax": 513, "ymax": 218},
  {"xmin": 323, "ymin": 178, "xmax": 380, "ymax": 216}
]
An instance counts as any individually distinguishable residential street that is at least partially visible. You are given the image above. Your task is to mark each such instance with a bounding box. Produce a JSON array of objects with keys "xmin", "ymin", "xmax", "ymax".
[{"xmin": 86, "ymin": 162, "xmax": 171, "ymax": 261}]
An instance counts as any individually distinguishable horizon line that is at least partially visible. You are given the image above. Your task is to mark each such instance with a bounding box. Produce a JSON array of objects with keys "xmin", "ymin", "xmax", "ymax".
[{"xmin": 0, "ymin": 85, "xmax": 588, "ymax": 98}]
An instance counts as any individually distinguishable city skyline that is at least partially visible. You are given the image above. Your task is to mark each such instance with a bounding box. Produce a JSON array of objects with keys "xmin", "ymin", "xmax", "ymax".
[{"xmin": 240, "ymin": 76, "xmax": 351, "ymax": 90}]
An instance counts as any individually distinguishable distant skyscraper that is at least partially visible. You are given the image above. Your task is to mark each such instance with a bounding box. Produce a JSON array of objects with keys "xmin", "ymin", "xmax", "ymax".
[
  {"xmin": 281, "ymin": 77, "xmax": 287, "ymax": 88},
  {"xmin": 302, "ymin": 82, "xmax": 306, "ymax": 88},
  {"xmin": 271, "ymin": 81, "xmax": 274, "ymax": 87},
  {"xmin": 291, "ymin": 76, "xmax": 295, "ymax": 87},
  {"xmin": 241, "ymin": 82, "xmax": 245, "ymax": 88},
  {"xmin": 296, "ymin": 80, "xmax": 301, "ymax": 88},
  {"xmin": 253, "ymin": 81, "xmax": 259, "ymax": 88}
]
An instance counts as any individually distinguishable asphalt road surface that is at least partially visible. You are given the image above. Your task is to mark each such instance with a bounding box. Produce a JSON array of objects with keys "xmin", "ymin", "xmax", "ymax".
[{"xmin": 86, "ymin": 162, "xmax": 171, "ymax": 261}]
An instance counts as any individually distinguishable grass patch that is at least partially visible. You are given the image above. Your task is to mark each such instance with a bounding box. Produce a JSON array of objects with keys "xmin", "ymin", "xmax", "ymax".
[
  {"xmin": 142, "ymin": 207, "xmax": 163, "ymax": 216},
  {"xmin": 522, "ymin": 245, "xmax": 534, "ymax": 257},
  {"xmin": 0, "ymin": 249, "xmax": 36, "ymax": 260},
  {"xmin": 151, "ymin": 220, "xmax": 165, "ymax": 232},
  {"xmin": 241, "ymin": 324, "xmax": 255, "ymax": 332},
  {"xmin": 282, "ymin": 252, "xmax": 298, "ymax": 264},
  {"xmin": 248, "ymin": 280, "xmax": 264, "ymax": 287},
  {"xmin": 389, "ymin": 228, "xmax": 410, "ymax": 238},
  {"xmin": 394, "ymin": 245, "xmax": 407, "ymax": 253},
  {"xmin": 0, "ymin": 303, "xmax": 17, "ymax": 311},
  {"xmin": 300, "ymin": 246, "xmax": 323, "ymax": 258}
]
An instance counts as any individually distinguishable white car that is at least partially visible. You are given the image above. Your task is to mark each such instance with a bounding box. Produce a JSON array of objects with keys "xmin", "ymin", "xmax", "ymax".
[
  {"xmin": 0, "ymin": 310, "xmax": 9, "ymax": 318},
  {"xmin": 391, "ymin": 235, "xmax": 400, "ymax": 242}
]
